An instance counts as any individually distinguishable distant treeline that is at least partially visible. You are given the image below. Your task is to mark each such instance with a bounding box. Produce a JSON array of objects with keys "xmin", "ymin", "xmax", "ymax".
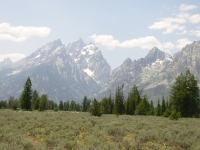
[
  {"xmin": 87, "ymin": 69, "xmax": 199, "ymax": 119},
  {"xmin": 0, "ymin": 70, "xmax": 199, "ymax": 119}
]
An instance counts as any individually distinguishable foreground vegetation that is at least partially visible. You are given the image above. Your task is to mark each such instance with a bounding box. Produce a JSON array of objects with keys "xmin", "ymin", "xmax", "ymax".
[
  {"xmin": 0, "ymin": 70, "xmax": 200, "ymax": 149},
  {"xmin": 0, "ymin": 109, "xmax": 200, "ymax": 150}
]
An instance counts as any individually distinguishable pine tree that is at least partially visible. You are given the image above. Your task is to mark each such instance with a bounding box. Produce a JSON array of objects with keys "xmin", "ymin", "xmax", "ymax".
[
  {"xmin": 149, "ymin": 100, "xmax": 154, "ymax": 115},
  {"xmin": 38, "ymin": 94, "xmax": 48, "ymax": 111},
  {"xmin": 20, "ymin": 77, "xmax": 32, "ymax": 110},
  {"xmin": 101, "ymin": 98, "xmax": 109, "ymax": 114},
  {"xmin": 59, "ymin": 101, "xmax": 64, "ymax": 110},
  {"xmin": 65, "ymin": 101, "xmax": 70, "ymax": 111},
  {"xmin": 114, "ymin": 84, "xmax": 124, "ymax": 115},
  {"xmin": 161, "ymin": 95, "xmax": 166, "ymax": 115},
  {"xmin": 75, "ymin": 103, "xmax": 81, "ymax": 111},
  {"xmin": 11, "ymin": 99, "xmax": 19, "ymax": 110},
  {"xmin": 126, "ymin": 93, "xmax": 134, "ymax": 115},
  {"xmin": 47, "ymin": 100, "xmax": 55, "ymax": 110},
  {"xmin": 108, "ymin": 91, "xmax": 114, "ymax": 114},
  {"xmin": 31, "ymin": 90, "xmax": 40, "ymax": 110},
  {"xmin": 155, "ymin": 99, "xmax": 161, "ymax": 116},
  {"xmin": 170, "ymin": 70, "xmax": 200, "ymax": 117},
  {"xmin": 7, "ymin": 96, "xmax": 15, "ymax": 108},
  {"xmin": 90, "ymin": 98, "xmax": 102, "ymax": 117},
  {"xmin": 134, "ymin": 95, "xmax": 150, "ymax": 115},
  {"xmin": 82, "ymin": 96, "xmax": 90, "ymax": 112},
  {"xmin": 126, "ymin": 85, "xmax": 141, "ymax": 115},
  {"xmin": 68, "ymin": 100, "xmax": 80, "ymax": 111}
]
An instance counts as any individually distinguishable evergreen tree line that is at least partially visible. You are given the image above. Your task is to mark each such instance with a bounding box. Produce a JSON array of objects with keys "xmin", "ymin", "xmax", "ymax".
[
  {"xmin": 0, "ymin": 93, "xmax": 57, "ymax": 111},
  {"xmin": 88, "ymin": 84, "xmax": 170, "ymax": 117},
  {"xmin": 0, "ymin": 77, "xmax": 57, "ymax": 111},
  {"xmin": 0, "ymin": 77, "xmax": 82, "ymax": 112},
  {"xmin": 89, "ymin": 70, "xmax": 200, "ymax": 119},
  {"xmin": 1, "ymin": 70, "xmax": 199, "ymax": 119},
  {"xmin": 58, "ymin": 100, "xmax": 81, "ymax": 111}
]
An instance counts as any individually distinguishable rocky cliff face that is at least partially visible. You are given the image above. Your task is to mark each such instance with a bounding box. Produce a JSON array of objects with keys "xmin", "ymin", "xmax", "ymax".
[
  {"xmin": 67, "ymin": 38, "xmax": 111, "ymax": 86},
  {"xmin": 0, "ymin": 39, "xmax": 200, "ymax": 102},
  {"xmin": 0, "ymin": 39, "xmax": 99, "ymax": 102},
  {"xmin": 95, "ymin": 41, "xmax": 200, "ymax": 102},
  {"xmin": 0, "ymin": 57, "xmax": 13, "ymax": 67}
]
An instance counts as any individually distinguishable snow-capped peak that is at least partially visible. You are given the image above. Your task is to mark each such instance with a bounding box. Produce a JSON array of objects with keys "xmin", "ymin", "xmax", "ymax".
[{"xmin": 145, "ymin": 47, "xmax": 172, "ymax": 64}]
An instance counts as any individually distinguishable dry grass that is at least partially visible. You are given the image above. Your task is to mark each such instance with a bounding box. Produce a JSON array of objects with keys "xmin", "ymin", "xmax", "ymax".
[{"xmin": 0, "ymin": 109, "xmax": 200, "ymax": 150}]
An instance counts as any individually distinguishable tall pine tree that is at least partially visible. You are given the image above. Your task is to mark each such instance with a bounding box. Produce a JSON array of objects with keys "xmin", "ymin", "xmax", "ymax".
[
  {"xmin": 59, "ymin": 101, "xmax": 64, "ymax": 110},
  {"xmin": 126, "ymin": 85, "xmax": 141, "ymax": 115},
  {"xmin": 20, "ymin": 77, "xmax": 32, "ymax": 110},
  {"xmin": 90, "ymin": 98, "xmax": 102, "ymax": 117},
  {"xmin": 170, "ymin": 70, "xmax": 200, "ymax": 117},
  {"xmin": 114, "ymin": 84, "xmax": 124, "ymax": 115},
  {"xmin": 31, "ymin": 90, "xmax": 40, "ymax": 110},
  {"xmin": 38, "ymin": 94, "xmax": 48, "ymax": 111},
  {"xmin": 161, "ymin": 95, "xmax": 166, "ymax": 115},
  {"xmin": 82, "ymin": 96, "xmax": 91, "ymax": 112}
]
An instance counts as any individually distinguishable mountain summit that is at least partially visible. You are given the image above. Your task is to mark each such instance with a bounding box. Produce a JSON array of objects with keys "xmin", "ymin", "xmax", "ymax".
[
  {"xmin": 94, "ymin": 42, "xmax": 200, "ymax": 102},
  {"xmin": 145, "ymin": 47, "xmax": 172, "ymax": 64},
  {"xmin": 0, "ymin": 57, "xmax": 13, "ymax": 67},
  {"xmin": 0, "ymin": 39, "xmax": 200, "ymax": 102},
  {"xmin": 67, "ymin": 39, "xmax": 111, "ymax": 85},
  {"xmin": 0, "ymin": 39, "xmax": 110, "ymax": 102}
]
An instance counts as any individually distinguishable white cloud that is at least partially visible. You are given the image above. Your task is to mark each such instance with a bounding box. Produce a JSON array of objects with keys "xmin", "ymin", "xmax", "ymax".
[
  {"xmin": 190, "ymin": 29, "xmax": 200, "ymax": 37},
  {"xmin": 90, "ymin": 34, "xmax": 174, "ymax": 51},
  {"xmin": 176, "ymin": 12, "xmax": 190, "ymax": 19},
  {"xmin": 189, "ymin": 14, "xmax": 200, "ymax": 23},
  {"xmin": 148, "ymin": 17, "xmax": 186, "ymax": 34},
  {"xmin": 176, "ymin": 38, "xmax": 192, "ymax": 49},
  {"xmin": 149, "ymin": 4, "xmax": 200, "ymax": 34},
  {"xmin": 0, "ymin": 23, "xmax": 51, "ymax": 42},
  {"xmin": 177, "ymin": 30, "xmax": 188, "ymax": 35},
  {"xmin": 89, "ymin": 34, "xmax": 120, "ymax": 50},
  {"xmin": 179, "ymin": 4, "xmax": 197, "ymax": 11},
  {"xmin": 0, "ymin": 53, "xmax": 26, "ymax": 62}
]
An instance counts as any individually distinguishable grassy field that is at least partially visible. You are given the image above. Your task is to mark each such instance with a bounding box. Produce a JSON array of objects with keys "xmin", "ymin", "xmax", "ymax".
[{"xmin": 0, "ymin": 110, "xmax": 200, "ymax": 150}]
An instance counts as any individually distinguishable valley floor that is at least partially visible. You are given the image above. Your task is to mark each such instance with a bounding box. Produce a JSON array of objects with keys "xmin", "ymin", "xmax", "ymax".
[{"xmin": 0, "ymin": 110, "xmax": 200, "ymax": 150}]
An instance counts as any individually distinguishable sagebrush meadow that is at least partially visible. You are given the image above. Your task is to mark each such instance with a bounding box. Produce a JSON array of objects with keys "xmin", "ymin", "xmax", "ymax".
[{"xmin": 0, "ymin": 110, "xmax": 200, "ymax": 150}]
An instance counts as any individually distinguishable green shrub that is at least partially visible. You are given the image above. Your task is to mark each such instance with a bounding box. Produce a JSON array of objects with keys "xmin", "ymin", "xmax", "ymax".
[
  {"xmin": 163, "ymin": 108, "xmax": 171, "ymax": 117},
  {"xmin": 89, "ymin": 99, "xmax": 102, "ymax": 117},
  {"xmin": 169, "ymin": 111, "xmax": 181, "ymax": 120},
  {"xmin": 54, "ymin": 107, "xmax": 58, "ymax": 111},
  {"xmin": 12, "ymin": 100, "xmax": 19, "ymax": 110}
]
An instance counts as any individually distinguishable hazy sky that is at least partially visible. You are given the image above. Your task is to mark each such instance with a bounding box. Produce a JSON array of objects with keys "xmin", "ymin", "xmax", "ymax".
[{"xmin": 0, "ymin": 0, "xmax": 200, "ymax": 69}]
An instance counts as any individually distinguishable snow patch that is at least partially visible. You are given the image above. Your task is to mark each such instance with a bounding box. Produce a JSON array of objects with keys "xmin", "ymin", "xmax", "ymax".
[
  {"xmin": 52, "ymin": 46, "xmax": 63, "ymax": 55},
  {"xmin": 35, "ymin": 54, "xmax": 40, "ymax": 59},
  {"xmin": 88, "ymin": 50, "xmax": 94, "ymax": 55},
  {"xmin": 12, "ymin": 70, "xmax": 21, "ymax": 75},
  {"xmin": 84, "ymin": 68, "xmax": 94, "ymax": 77},
  {"xmin": 55, "ymin": 57, "xmax": 65, "ymax": 68},
  {"xmin": 7, "ymin": 70, "xmax": 21, "ymax": 76},
  {"xmin": 81, "ymin": 51, "xmax": 86, "ymax": 55},
  {"xmin": 152, "ymin": 59, "xmax": 163, "ymax": 66},
  {"xmin": 74, "ymin": 58, "xmax": 80, "ymax": 62},
  {"xmin": 83, "ymin": 44, "xmax": 96, "ymax": 55}
]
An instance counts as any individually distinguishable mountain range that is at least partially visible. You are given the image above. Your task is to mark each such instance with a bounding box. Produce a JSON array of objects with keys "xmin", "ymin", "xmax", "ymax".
[
  {"xmin": 0, "ymin": 38, "xmax": 199, "ymax": 103},
  {"xmin": 0, "ymin": 57, "xmax": 13, "ymax": 67}
]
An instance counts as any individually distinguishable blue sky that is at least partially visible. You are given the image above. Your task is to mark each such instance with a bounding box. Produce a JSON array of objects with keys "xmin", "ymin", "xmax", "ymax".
[{"xmin": 0, "ymin": 0, "xmax": 200, "ymax": 69}]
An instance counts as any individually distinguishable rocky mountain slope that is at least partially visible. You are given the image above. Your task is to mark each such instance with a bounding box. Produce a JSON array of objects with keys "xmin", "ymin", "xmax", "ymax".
[
  {"xmin": 0, "ymin": 39, "xmax": 110, "ymax": 102},
  {"xmin": 0, "ymin": 39, "xmax": 200, "ymax": 103},
  {"xmin": 67, "ymin": 38, "xmax": 111, "ymax": 86},
  {"xmin": 0, "ymin": 57, "xmax": 13, "ymax": 67},
  {"xmin": 96, "ymin": 41, "xmax": 200, "ymax": 102}
]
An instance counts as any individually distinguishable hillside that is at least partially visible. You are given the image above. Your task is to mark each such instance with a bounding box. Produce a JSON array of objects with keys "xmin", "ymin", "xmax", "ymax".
[{"xmin": 0, "ymin": 39, "xmax": 200, "ymax": 102}]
